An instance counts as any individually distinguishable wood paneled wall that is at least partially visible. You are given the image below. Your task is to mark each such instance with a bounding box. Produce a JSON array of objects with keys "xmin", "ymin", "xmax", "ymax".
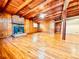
[
  {"xmin": 0, "ymin": 12, "xmax": 12, "ymax": 38},
  {"xmin": 40, "ymin": 20, "xmax": 51, "ymax": 32},
  {"xmin": 24, "ymin": 19, "xmax": 38, "ymax": 34}
]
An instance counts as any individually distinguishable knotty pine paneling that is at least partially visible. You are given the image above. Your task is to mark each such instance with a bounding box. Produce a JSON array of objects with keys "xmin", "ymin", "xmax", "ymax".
[
  {"xmin": 24, "ymin": 19, "xmax": 38, "ymax": 34},
  {"xmin": 0, "ymin": 12, "xmax": 12, "ymax": 38}
]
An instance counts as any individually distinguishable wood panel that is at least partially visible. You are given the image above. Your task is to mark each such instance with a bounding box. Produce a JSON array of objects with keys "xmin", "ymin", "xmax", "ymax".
[
  {"xmin": 24, "ymin": 1, "xmax": 63, "ymax": 18},
  {"xmin": 0, "ymin": 12, "xmax": 12, "ymax": 38},
  {"xmin": 24, "ymin": 19, "xmax": 38, "ymax": 34},
  {"xmin": 0, "ymin": 33, "xmax": 79, "ymax": 59},
  {"xmin": 0, "ymin": 0, "xmax": 78, "ymax": 21},
  {"xmin": 18, "ymin": 0, "xmax": 45, "ymax": 16},
  {"xmin": 22, "ymin": 0, "xmax": 53, "ymax": 16},
  {"xmin": 5, "ymin": 0, "xmax": 24, "ymax": 14},
  {"xmin": 5, "ymin": 0, "xmax": 32, "ymax": 14},
  {"xmin": 0, "ymin": 0, "xmax": 5, "ymax": 8}
]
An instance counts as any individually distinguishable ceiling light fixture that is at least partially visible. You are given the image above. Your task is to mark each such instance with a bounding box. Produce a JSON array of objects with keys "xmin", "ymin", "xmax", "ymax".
[{"xmin": 38, "ymin": 13, "xmax": 47, "ymax": 19}]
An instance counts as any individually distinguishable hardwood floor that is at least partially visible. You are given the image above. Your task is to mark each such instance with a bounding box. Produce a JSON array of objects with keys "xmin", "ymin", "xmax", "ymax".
[{"xmin": 0, "ymin": 33, "xmax": 79, "ymax": 59}]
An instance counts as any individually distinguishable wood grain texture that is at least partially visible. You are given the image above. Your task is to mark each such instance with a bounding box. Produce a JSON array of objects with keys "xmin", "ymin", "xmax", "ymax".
[{"xmin": 0, "ymin": 33, "xmax": 79, "ymax": 59}]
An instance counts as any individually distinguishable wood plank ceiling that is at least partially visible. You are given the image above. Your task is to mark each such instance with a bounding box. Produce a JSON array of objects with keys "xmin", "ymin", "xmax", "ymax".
[{"xmin": 0, "ymin": 0, "xmax": 79, "ymax": 21}]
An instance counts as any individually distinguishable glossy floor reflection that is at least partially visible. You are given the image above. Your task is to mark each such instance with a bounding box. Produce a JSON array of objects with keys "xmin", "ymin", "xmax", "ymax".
[{"xmin": 0, "ymin": 33, "xmax": 79, "ymax": 59}]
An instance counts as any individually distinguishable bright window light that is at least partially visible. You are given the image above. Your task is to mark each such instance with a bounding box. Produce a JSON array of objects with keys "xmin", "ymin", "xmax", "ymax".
[{"xmin": 33, "ymin": 23, "xmax": 38, "ymax": 27}]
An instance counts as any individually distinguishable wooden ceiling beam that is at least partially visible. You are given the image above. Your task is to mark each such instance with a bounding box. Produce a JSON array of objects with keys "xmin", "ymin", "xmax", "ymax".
[
  {"xmin": 44, "ymin": 6, "xmax": 62, "ymax": 15},
  {"xmin": 14, "ymin": 0, "xmax": 32, "ymax": 14},
  {"xmin": 17, "ymin": 0, "xmax": 45, "ymax": 16},
  {"xmin": 0, "ymin": 0, "xmax": 4, "ymax": 8},
  {"xmin": 69, "ymin": 0, "xmax": 78, "ymax": 3},
  {"xmin": 2, "ymin": 0, "xmax": 8, "ymax": 8},
  {"xmin": 68, "ymin": 2, "xmax": 78, "ymax": 8},
  {"xmin": 25, "ymin": 2, "xmax": 63, "ymax": 18},
  {"xmin": 40, "ymin": 1, "xmax": 78, "ymax": 19},
  {"xmin": 0, "ymin": 0, "xmax": 78, "ymax": 19},
  {"xmin": 48, "ymin": 14, "xmax": 61, "ymax": 20},
  {"xmin": 68, "ymin": 12, "xmax": 79, "ymax": 17},
  {"xmin": 34, "ymin": 11, "xmax": 61, "ymax": 21},
  {"xmin": 0, "ymin": 0, "xmax": 8, "ymax": 8},
  {"xmin": 46, "ymin": 11, "xmax": 62, "ymax": 18},
  {"xmin": 22, "ymin": 0, "xmax": 54, "ymax": 16},
  {"xmin": 68, "ymin": 9, "xmax": 79, "ymax": 14},
  {"xmin": 68, "ymin": 6, "xmax": 78, "ymax": 12},
  {"xmin": 28, "ymin": 0, "xmax": 45, "ymax": 9}
]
